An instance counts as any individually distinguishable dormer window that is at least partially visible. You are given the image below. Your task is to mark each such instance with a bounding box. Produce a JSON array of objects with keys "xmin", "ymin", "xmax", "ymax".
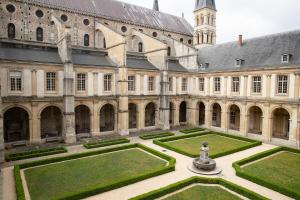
[
  {"xmin": 204, "ymin": 63, "xmax": 209, "ymax": 69},
  {"xmin": 235, "ymin": 59, "xmax": 244, "ymax": 67},
  {"xmin": 198, "ymin": 63, "xmax": 209, "ymax": 71},
  {"xmin": 281, "ymin": 54, "xmax": 291, "ymax": 64}
]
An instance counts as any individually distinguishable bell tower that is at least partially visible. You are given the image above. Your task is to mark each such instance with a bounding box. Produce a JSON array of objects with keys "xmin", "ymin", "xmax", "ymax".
[{"xmin": 194, "ymin": 0, "xmax": 217, "ymax": 49}]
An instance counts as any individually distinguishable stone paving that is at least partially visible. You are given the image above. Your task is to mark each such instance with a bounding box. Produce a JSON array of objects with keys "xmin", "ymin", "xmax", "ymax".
[{"xmin": 1, "ymin": 132, "xmax": 295, "ymax": 200}]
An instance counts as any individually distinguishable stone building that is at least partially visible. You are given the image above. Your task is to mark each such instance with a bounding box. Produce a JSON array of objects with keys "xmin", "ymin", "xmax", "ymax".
[{"xmin": 0, "ymin": 0, "xmax": 299, "ymax": 162}]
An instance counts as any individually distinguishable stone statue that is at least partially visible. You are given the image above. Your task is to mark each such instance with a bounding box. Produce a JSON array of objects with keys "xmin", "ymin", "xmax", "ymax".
[{"xmin": 193, "ymin": 141, "xmax": 216, "ymax": 171}]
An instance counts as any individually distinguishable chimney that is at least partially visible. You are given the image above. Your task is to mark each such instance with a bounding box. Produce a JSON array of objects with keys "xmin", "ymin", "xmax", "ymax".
[{"xmin": 238, "ymin": 35, "xmax": 243, "ymax": 47}]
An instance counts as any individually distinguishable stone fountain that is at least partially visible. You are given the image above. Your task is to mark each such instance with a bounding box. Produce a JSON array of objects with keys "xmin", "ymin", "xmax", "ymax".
[{"xmin": 187, "ymin": 142, "xmax": 222, "ymax": 175}]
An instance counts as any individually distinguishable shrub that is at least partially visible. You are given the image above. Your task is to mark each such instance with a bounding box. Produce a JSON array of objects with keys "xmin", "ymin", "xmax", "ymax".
[
  {"xmin": 14, "ymin": 143, "xmax": 176, "ymax": 200},
  {"xmin": 179, "ymin": 127, "xmax": 206, "ymax": 134},
  {"xmin": 83, "ymin": 138, "xmax": 130, "ymax": 149},
  {"xmin": 5, "ymin": 147, "xmax": 67, "ymax": 161},
  {"xmin": 129, "ymin": 176, "xmax": 268, "ymax": 200},
  {"xmin": 139, "ymin": 132, "xmax": 175, "ymax": 140},
  {"xmin": 233, "ymin": 146, "xmax": 300, "ymax": 199}
]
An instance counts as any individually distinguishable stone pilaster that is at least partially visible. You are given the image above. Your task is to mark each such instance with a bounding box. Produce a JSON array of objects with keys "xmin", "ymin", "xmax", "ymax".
[
  {"xmin": 158, "ymin": 69, "xmax": 170, "ymax": 130},
  {"xmin": 243, "ymin": 75, "xmax": 248, "ymax": 98},
  {"xmin": 117, "ymin": 67, "xmax": 129, "ymax": 135},
  {"xmin": 32, "ymin": 70, "xmax": 37, "ymax": 97},
  {"xmin": 0, "ymin": 83, "xmax": 4, "ymax": 163},
  {"xmin": 266, "ymin": 74, "xmax": 271, "ymax": 98},
  {"xmin": 294, "ymin": 73, "xmax": 300, "ymax": 100}
]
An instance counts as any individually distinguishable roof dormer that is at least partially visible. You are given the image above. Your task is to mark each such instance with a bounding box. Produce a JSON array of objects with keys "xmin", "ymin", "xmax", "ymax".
[
  {"xmin": 281, "ymin": 54, "xmax": 291, "ymax": 64},
  {"xmin": 235, "ymin": 59, "xmax": 244, "ymax": 67}
]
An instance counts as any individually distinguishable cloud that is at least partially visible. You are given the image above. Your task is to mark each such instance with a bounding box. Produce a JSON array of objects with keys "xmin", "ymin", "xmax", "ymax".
[{"xmin": 119, "ymin": 0, "xmax": 300, "ymax": 43}]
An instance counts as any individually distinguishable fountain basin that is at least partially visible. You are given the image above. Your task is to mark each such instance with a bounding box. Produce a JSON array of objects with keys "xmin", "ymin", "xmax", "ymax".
[{"xmin": 193, "ymin": 157, "xmax": 216, "ymax": 171}]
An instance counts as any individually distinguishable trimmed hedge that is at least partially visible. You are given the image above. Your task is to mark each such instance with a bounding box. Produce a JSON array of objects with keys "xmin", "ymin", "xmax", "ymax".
[
  {"xmin": 233, "ymin": 146, "xmax": 300, "ymax": 199},
  {"xmin": 154, "ymin": 131, "xmax": 262, "ymax": 158},
  {"xmin": 83, "ymin": 138, "xmax": 130, "ymax": 149},
  {"xmin": 129, "ymin": 176, "xmax": 269, "ymax": 200},
  {"xmin": 179, "ymin": 127, "xmax": 206, "ymax": 134},
  {"xmin": 5, "ymin": 147, "xmax": 67, "ymax": 161},
  {"xmin": 14, "ymin": 143, "xmax": 176, "ymax": 200},
  {"xmin": 139, "ymin": 132, "xmax": 175, "ymax": 140}
]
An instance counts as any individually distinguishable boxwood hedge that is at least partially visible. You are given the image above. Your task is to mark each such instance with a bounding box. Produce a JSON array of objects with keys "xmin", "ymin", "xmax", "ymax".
[
  {"xmin": 154, "ymin": 131, "xmax": 262, "ymax": 158},
  {"xmin": 233, "ymin": 146, "xmax": 300, "ymax": 199},
  {"xmin": 14, "ymin": 143, "xmax": 176, "ymax": 200},
  {"xmin": 179, "ymin": 127, "xmax": 206, "ymax": 134},
  {"xmin": 5, "ymin": 147, "xmax": 67, "ymax": 161},
  {"xmin": 129, "ymin": 176, "xmax": 269, "ymax": 200},
  {"xmin": 83, "ymin": 138, "xmax": 130, "ymax": 149},
  {"xmin": 139, "ymin": 132, "xmax": 175, "ymax": 140}
]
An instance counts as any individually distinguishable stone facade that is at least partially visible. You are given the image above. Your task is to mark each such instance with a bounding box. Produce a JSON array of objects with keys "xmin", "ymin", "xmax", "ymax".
[{"xmin": 0, "ymin": 0, "xmax": 300, "ymax": 163}]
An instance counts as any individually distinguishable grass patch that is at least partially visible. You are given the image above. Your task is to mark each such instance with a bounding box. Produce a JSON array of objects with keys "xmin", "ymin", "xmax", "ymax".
[
  {"xmin": 154, "ymin": 132, "xmax": 261, "ymax": 158},
  {"xmin": 233, "ymin": 147, "xmax": 300, "ymax": 199},
  {"xmin": 83, "ymin": 138, "xmax": 130, "ymax": 149},
  {"xmin": 15, "ymin": 143, "xmax": 175, "ymax": 200},
  {"xmin": 140, "ymin": 132, "xmax": 175, "ymax": 140},
  {"xmin": 5, "ymin": 147, "xmax": 67, "ymax": 161},
  {"xmin": 179, "ymin": 127, "xmax": 206, "ymax": 134},
  {"xmin": 129, "ymin": 176, "xmax": 268, "ymax": 200}
]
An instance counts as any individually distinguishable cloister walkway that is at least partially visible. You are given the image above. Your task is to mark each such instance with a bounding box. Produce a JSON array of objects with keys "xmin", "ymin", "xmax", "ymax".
[{"xmin": 1, "ymin": 131, "xmax": 294, "ymax": 200}]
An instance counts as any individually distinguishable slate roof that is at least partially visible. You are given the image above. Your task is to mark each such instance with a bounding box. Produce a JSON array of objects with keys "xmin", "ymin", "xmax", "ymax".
[
  {"xmin": 126, "ymin": 54, "xmax": 158, "ymax": 71},
  {"xmin": 195, "ymin": 0, "xmax": 216, "ymax": 11},
  {"xmin": 197, "ymin": 29, "xmax": 300, "ymax": 72},
  {"xmin": 167, "ymin": 59, "xmax": 188, "ymax": 72},
  {"xmin": 0, "ymin": 43, "xmax": 117, "ymax": 67},
  {"xmin": 23, "ymin": 0, "xmax": 193, "ymax": 36}
]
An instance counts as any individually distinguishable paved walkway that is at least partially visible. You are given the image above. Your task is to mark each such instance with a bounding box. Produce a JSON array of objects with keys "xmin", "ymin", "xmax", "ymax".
[{"xmin": 1, "ymin": 134, "xmax": 295, "ymax": 200}]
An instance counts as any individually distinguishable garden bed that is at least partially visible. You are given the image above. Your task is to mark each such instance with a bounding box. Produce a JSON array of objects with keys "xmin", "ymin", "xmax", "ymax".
[
  {"xmin": 140, "ymin": 132, "xmax": 175, "ymax": 140},
  {"xmin": 179, "ymin": 127, "xmax": 206, "ymax": 134},
  {"xmin": 83, "ymin": 138, "xmax": 130, "ymax": 149}
]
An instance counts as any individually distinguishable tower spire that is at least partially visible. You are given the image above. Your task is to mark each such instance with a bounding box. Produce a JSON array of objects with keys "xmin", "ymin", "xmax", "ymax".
[
  {"xmin": 195, "ymin": 0, "xmax": 216, "ymax": 11},
  {"xmin": 153, "ymin": 0, "xmax": 159, "ymax": 11}
]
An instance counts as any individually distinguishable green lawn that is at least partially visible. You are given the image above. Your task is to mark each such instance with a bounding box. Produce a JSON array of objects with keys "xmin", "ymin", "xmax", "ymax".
[
  {"xmin": 165, "ymin": 134, "xmax": 251, "ymax": 157},
  {"xmin": 242, "ymin": 151, "xmax": 300, "ymax": 197},
  {"xmin": 25, "ymin": 148, "xmax": 167, "ymax": 200},
  {"xmin": 164, "ymin": 185, "xmax": 242, "ymax": 200}
]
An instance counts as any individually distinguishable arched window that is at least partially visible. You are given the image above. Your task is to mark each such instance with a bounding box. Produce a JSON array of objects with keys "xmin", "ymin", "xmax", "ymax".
[
  {"xmin": 36, "ymin": 27, "xmax": 43, "ymax": 41},
  {"xmin": 138, "ymin": 42, "xmax": 143, "ymax": 52},
  {"xmin": 167, "ymin": 47, "xmax": 171, "ymax": 56},
  {"xmin": 8, "ymin": 23, "xmax": 15, "ymax": 39},
  {"xmin": 84, "ymin": 34, "xmax": 89, "ymax": 47},
  {"xmin": 103, "ymin": 38, "xmax": 106, "ymax": 48}
]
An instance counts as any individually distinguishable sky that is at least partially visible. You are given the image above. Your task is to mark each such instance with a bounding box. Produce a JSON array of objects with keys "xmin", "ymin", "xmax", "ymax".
[{"xmin": 120, "ymin": 0, "xmax": 300, "ymax": 44}]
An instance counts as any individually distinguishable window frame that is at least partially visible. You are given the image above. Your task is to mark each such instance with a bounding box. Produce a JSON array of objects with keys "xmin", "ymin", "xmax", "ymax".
[
  {"xmin": 232, "ymin": 77, "xmax": 240, "ymax": 93},
  {"xmin": 104, "ymin": 74, "xmax": 113, "ymax": 92},
  {"xmin": 181, "ymin": 78, "xmax": 187, "ymax": 92},
  {"xmin": 77, "ymin": 73, "xmax": 87, "ymax": 92},
  {"xmin": 128, "ymin": 75, "xmax": 136, "ymax": 92},
  {"xmin": 45, "ymin": 72, "xmax": 57, "ymax": 92},
  {"xmin": 36, "ymin": 27, "xmax": 43, "ymax": 41},
  {"xmin": 252, "ymin": 76, "xmax": 262, "ymax": 94},
  {"xmin": 214, "ymin": 77, "xmax": 221, "ymax": 93},
  {"xmin": 199, "ymin": 77, "xmax": 205, "ymax": 92},
  {"xmin": 169, "ymin": 77, "xmax": 173, "ymax": 92},
  {"xmin": 148, "ymin": 76, "xmax": 155, "ymax": 92},
  {"xmin": 9, "ymin": 71, "xmax": 22, "ymax": 92},
  {"xmin": 276, "ymin": 75, "xmax": 289, "ymax": 95}
]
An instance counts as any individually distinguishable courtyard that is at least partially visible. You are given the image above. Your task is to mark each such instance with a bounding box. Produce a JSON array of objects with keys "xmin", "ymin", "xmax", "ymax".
[{"xmin": 1, "ymin": 128, "xmax": 299, "ymax": 200}]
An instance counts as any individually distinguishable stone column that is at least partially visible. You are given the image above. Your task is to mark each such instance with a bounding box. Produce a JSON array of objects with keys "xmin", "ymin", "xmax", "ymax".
[
  {"xmin": 174, "ymin": 103, "xmax": 180, "ymax": 127},
  {"xmin": 266, "ymin": 74, "xmax": 271, "ymax": 98},
  {"xmin": 205, "ymin": 102, "xmax": 211, "ymax": 128},
  {"xmin": 240, "ymin": 104, "xmax": 248, "ymax": 136},
  {"xmin": 138, "ymin": 103, "xmax": 145, "ymax": 130},
  {"xmin": 222, "ymin": 110, "xmax": 228, "ymax": 132},
  {"xmin": 243, "ymin": 75, "xmax": 248, "ymax": 98},
  {"xmin": 117, "ymin": 66, "xmax": 129, "ymax": 135},
  {"xmin": 30, "ymin": 102, "xmax": 41, "ymax": 144},
  {"xmin": 158, "ymin": 70, "xmax": 170, "ymax": 130},
  {"xmin": 294, "ymin": 73, "xmax": 300, "ymax": 100},
  {"xmin": 188, "ymin": 100, "xmax": 197, "ymax": 126},
  {"xmin": 92, "ymin": 101, "xmax": 100, "ymax": 136},
  {"xmin": 262, "ymin": 104, "xmax": 272, "ymax": 142},
  {"xmin": 0, "ymin": 83, "xmax": 4, "ymax": 163}
]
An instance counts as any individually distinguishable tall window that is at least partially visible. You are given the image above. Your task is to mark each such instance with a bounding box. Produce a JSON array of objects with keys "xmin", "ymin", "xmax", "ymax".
[
  {"xmin": 36, "ymin": 27, "xmax": 43, "ymax": 41},
  {"xmin": 103, "ymin": 38, "xmax": 106, "ymax": 48},
  {"xmin": 138, "ymin": 42, "xmax": 143, "ymax": 52},
  {"xmin": 104, "ymin": 74, "xmax": 112, "ymax": 92},
  {"xmin": 230, "ymin": 112, "xmax": 236, "ymax": 124},
  {"xmin": 84, "ymin": 34, "xmax": 89, "ymax": 46},
  {"xmin": 214, "ymin": 77, "xmax": 221, "ymax": 92},
  {"xmin": 277, "ymin": 75, "xmax": 288, "ymax": 94},
  {"xmin": 10, "ymin": 71, "xmax": 22, "ymax": 91},
  {"xmin": 169, "ymin": 77, "xmax": 173, "ymax": 91},
  {"xmin": 232, "ymin": 77, "xmax": 240, "ymax": 93},
  {"xmin": 182, "ymin": 78, "xmax": 187, "ymax": 91},
  {"xmin": 167, "ymin": 47, "xmax": 171, "ymax": 56},
  {"xmin": 77, "ymin": 73, "xmax": 86, "ymax": 91},
  {"xmin": 253, "ymin": 76, "xmax": 262, "ymax": 93},
  {"xmin": 148, "ymin": 77, "xmax": 155, "ymax": 91},
  {"xmin": 199, "ymin": 78, "xmax": 205, "ymax": 92},
  {"xmin": 128, "ymin": 76, "xmax": 135, "ymax": 91},
  {"xmin": 8, "ymin": 23, "xmax": 15, "ymax": 39},
  {"xmin": 46, "ymin": 72, "xmax": 56, "ymax": 91}
]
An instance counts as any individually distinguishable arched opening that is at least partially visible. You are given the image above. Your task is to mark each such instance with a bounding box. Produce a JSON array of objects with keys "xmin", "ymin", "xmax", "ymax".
[
  {"xmin": 8, "ymin": 23, "xmax": 15, "ymax": 39},
  {"xmin": 84, "ymin": 34, "xmax": 90, "ymax": 46},
  {"xmin": 100, "ymin": 104, "xmax": 115, "ymax": 132},
  {"xmin": 36, "ymin": 27, "xmax": 43, "ymax": 41},
  {"xmin": 4, "ymin": 107, "xmax": 29, "ymax": 143},
  {"xmin": 145, "ymin": 103, "xmax": 156, "ymax": 127},
  {"xmin": 41, "ymin": 106, "xmax": 62, "ymax": 139},
  {"xmin": 169, "ymin": 102, "xmax": 174, "ymax": 125},
  {"xmin": 212, "ymin": 103, "xmax": 221, "ymax": 127},
  {"xmin": 138, "ymin": 42, "xmax": 143, "ymax": 53},
  {"xmin": 129, "ymin": 103, "xmax": 137, "ymax": 129},
  {"xmin": 272, "ymin": 108, "xmax": 290, "ymax": 140},
  {"xmin": 75, "ymin": 105, "xmax": 90, "ymax": 134},
  {"xmin": 198, "ymin": 102, "xmax": 205, "ymax": 126},
  {"xmin": 167, "ymin": 47, "xmax": 171, "ymax": 56},
  {"xmin": 248, "ymin": 106, "xmax": 263, "ymax": 135},
  {"xmin": 179, "ymin": 101, "xmax": 187, "ymax": 123},
  {"xmin": 229, "ymin": 105, "xmax": 240, "ymax": 131}
]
